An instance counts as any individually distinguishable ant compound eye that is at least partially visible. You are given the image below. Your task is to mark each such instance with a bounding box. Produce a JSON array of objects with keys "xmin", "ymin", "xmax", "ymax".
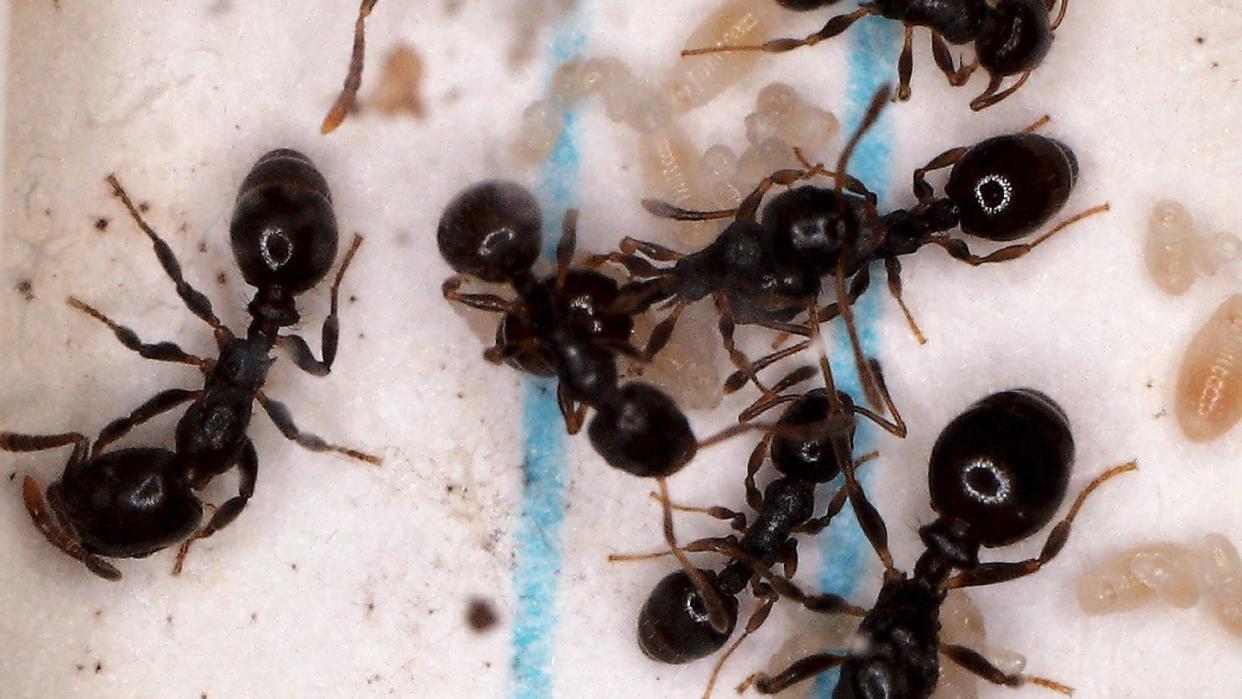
[
  {"xmin": 637, "ymin": 570, "xmax": 737, "ymax": 664},
  {"xmin": 437, "ymin": 181, "xmax": 541, "ymax": 283},
  {"xmin": 588, "ymin": 383, "xmax": 696, "ymax": 478},
  {"xmin": 976, "ymin": 0, "xmax": 1053, "ymax": 76},
  {"xmin": 946, "ymin": 134, "xmax": 1076, "ymax": 241},
  {"xmin": 928, "ymin": 389, "xmax": 1074, "ymax": 546},
  {"xmin": 230, "ymin": 149, "xmax": 338, "ymax": 293}
]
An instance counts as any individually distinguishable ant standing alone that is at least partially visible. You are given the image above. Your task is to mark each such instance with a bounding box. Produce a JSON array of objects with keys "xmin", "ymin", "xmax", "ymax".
[{"xmin": 1, "ymin": 149, "xmax": 379, "ymax": 580}]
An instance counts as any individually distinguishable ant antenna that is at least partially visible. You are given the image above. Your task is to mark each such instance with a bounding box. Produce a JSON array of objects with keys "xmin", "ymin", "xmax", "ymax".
[{"xmin": 322, "ymin": 0, "xmax": 380, "ymax": 134}]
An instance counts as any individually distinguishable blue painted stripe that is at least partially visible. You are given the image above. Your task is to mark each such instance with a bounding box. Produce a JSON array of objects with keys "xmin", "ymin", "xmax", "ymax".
[
  {"xmin": 508, "ymin": 9, "xmax": 589, "ymax": 699},
  {"xmin": 812, "ymin": 10, "xmax": 901, "ymax": 698}
]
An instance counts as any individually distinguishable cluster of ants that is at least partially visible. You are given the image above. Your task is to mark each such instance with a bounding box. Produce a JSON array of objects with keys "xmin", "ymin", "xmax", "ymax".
[
  {"xmin": 437, "ymin": 66, "xmax": 1131, "ymax": 695},
  {"xmin": 1, "ymin": 0, "xmax": 1135, "ymax": 697}
]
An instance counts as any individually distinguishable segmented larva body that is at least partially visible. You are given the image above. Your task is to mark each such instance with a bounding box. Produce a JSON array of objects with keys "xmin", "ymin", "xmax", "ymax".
[
  {"xmin": 1176, "ymin": 294, "xmax": 1242, "ymax": 442},
  {"xmin": 661, "ymin": 0, "xmax": 780, "ymax": 114}
]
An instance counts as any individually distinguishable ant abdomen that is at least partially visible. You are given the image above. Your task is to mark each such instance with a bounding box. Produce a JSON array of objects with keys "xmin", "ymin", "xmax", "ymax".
[
  {"xmin": 588, "ymin": 382, "xmax": 696, "ymax": 477},
  {"xmin": 976, "ymin": 0, "xmax": 1054, "ymax": 77},
  {"xmin": 231, "ymin": 148, "xmax": 339, "ymax": 293},
  {"xmin": 928, "ymin": 389, "xmax": 1074, "ymax": 547},
  {"xmin": 437, "ymin": 180, "xmax": 542, "ymax": 283},
  {"xmin": 58, "ymin": 448, "xmax": 203, "ymax": 558},
  {"xmin": 638, "ymin": 569, "xmax": 739, "ymax": 664},
  {"xmin": 945, "ymin": 134, "xmax": 1077, "ymax": 242}
]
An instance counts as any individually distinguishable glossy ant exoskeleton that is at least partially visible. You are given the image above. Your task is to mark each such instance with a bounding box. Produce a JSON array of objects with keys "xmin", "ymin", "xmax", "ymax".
[
  {"xmin": 733, "ymin": 389, "xmax": 1137, "ymax": 697},
  {"xmin": 437, "ymin": 179, "xmax": 724, "ymax": 482},
  {"xmin": 611, "ymin": 311, "xmax": 907, "ymax": 697},
  {"xmin": 634, "ymin": 87, "xmax": 1107, "ymax": 402},
  {"xmin": 685, "ymin": 0, "xmax": 1070, "ymax": 110},
  {"xmin": 1, "ymin": 149, "xmax": 379, "ymax": 580}
]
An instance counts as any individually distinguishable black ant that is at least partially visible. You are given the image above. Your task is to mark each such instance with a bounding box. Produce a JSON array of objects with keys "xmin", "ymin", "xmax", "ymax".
[
  {"xmin": 684, "ymin": 0, "xmax": 1069, "ymax": 110},
  {"xmin": 732, "ymin": 389, "xmax": 1137, "ymax": 697},
  {"xmin": 629, "ymin": 86, "xmax": 1106, "ymax": 405},
  {"xmin": 610, "ymin": 307, "xmax": 907, "ymax": 697},
  {"xmin": 1, "ymin": 149, "xmax": 379, "ymax": 580},
  {"xmin": 437, "ymin": 180, "xmax": 739, "ymax": 483}
]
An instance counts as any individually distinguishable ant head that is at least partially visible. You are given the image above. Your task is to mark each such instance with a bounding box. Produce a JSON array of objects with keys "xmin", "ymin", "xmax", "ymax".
[
  {"xmin": 976, "ymin": 0, "xmax": 1054, "ymax": 77},
  {"xmin": 770, "ymin": 388, "xmax": 855, "ymax": 483},
  {"xmin": 928, "ymin": 389, "xmax": 1074, "ymax": 548},
  {"xmin": 945, "ymin": 133, "xmax": 1077, "ymax": 241},
  {"xmin": 761, "ymin": 186, "xmax": 861, "ymax": 276},
  {"xmin": 588, "ymin": 382, "xmax": 696, "ymax": 478},
  {"xmin": 637, "ymin": 569, "xmax": 738, "ymax": 664},
  {"xmin": 437, "ymin": 181, "xmax": 542, "ymax": 283},
  {"xmin": 230, "ymin": 149, "xmax": 339, "ymax": 295}
]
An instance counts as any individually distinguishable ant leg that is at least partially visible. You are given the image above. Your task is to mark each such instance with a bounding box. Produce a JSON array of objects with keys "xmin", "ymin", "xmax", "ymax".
[
  {"xmin": 68, "ymin": 298, "xmax": 209, "ymax": 369},
  {"xmin": 737, "ymin": 652, "xmax": 848, "ymax": 695},
  {"xmin": 896, "ymin": 25, "xmax": 914, "ymax": 101},
  {"xmin": 940, "ymin": 644, "xmax": 1073, "ymax": 696},
  {"xmin": 642, "ymin": 199, "xmax": 740, "ymax": 222},
  {"xmin": 912, "ymin": 146, "xmax": 968, "ymax": 203},
  {"xmin": 736, "ymin": 366, "xmax": 818, "ymax": 422},
  {"xmin": 969, "ymin": 71, "xmax": 1031, "ymax": 111},
  {"xmin": 93, "ymin": 388, "xmax": 201, "ymax": 457},
  {"xmin": 1051, "ymin": 0, "xmax": 1069, "ymax": 30},
  {"xmin": 945, "ymin": 461, "xmax": 1138, "ymax": 590},
  {"xmin": 830, "ymin": 261, "xmax": 883, "ymax": 409},
  {"xmin": 22, "ymin": 477, "xmax": 121, "ymax": 580},
  {"xmin": 105, "ymin": 175, "xmax": 232, "ymax": 342},
  {"xmin": 803, "ymin": 264, "xmax": 872, "ymax": 327},
  {"xmin": 883, "ymin": 257, "xmax": 927, "ymax": 344},
  {"xmin": 792, "ymin": 149, "xmax": 878, "ymax": 206},
  {"xmin": 777, "ymin": 540, "xmax": 799, "ymax": 578},
  {"xmin": 554, "ymin": 210, "xmax": 578, "ymax": 292},
  {"xmin": 930, "ymin": 32, "xmax": 979, "ymax": 87},
  {"xmin": 712, "ymin": 294, "xmax": 769, "ymax": 397},
  {"xmin": 681, "ymin": 6, "xmax": 873, "ymax": 56},
  {"xmin": 656, "ymin": 477, "xmax": 734, "ymax": 634},
  {"xmin": 723, "ymin": 340, "xmax": 813, "ymax": 394},
  {"xmin": 849, "ymin": 359, "xmax": 907, "ymax": 438},
  {"xmin": 646, "ymin": 490, "xmax": 746, "ymax": 531},
  {"xmin": 807, "ymin": 307, "xmax": 897, "ymax": 573},
  {"xmin": 581, "ymin": 251, "xmax": 663, "ymax": 280},
  {"xmin": 619, "ymin": 236, "xmax": 684, "ymax": 262},
  {"xmin": 1, "ymin": 430, "xmax": 90, "ymax": 464},
  {"xmin": 694, "ymin": 537, "xmax": 866, "ymax": 617},
  {"xmin": 555, "ymin": 382, "xmax": 588, "ymax": 435},
  {"xmin": 277, "ymin": 234, "xmax": 364, "ymax": 377},
  {"xmin": 933, "ymin": 203, "xmax": 1110, "ymax": 266},
  {"xmin": 441, "ymin": 275, "xmax": 521, "ymax": 313},
  {"xmin": 704, "ymin": 585, "xmax": 778, "ymax": 698},
  {"xmin": 744, "ymin": 435, "xmax": 770, "ymax": 512},
  {"xmin": 797, "ymin": 451, "xmax": 879, "ymax": 535},
  {"xmin": 321, "ymin": 0, "xmax": 380, "ymax": 134},
  {"xmin": 256, "ymin": 391, "xmax": 382, "ymax": 465},
  {"xmin": 173, "ymin": 439, "xmax": 258, "ymax": 575},
  {"xmin": 642, "ymin": 300, "xmax": 689, "ymax": 361}
]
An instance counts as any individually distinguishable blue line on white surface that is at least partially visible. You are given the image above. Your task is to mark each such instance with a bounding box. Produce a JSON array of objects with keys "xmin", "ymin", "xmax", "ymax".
[
  {"xmin": 508, "ymin": 10, "xmax": 587, "ymax": 699},
  {"xmin": 812, "ymin": 11, "xmax": 901, "ymax": 698}
]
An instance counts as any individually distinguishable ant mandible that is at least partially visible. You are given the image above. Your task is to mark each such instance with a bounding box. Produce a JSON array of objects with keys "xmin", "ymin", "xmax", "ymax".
[
  {"xmin": 684, "ymin": 0, "xmax": 1070, "ymax": 110},
  {"xmin": 735, "ymin": 389, "xmax": 1137, "ymax": 697},
  {"xmin": 637, "ymin": 87, "xmax": 1106, "ymax": 403},
  {"xmin": 1, "ymin": 149, "xmax": 379, "ymax": 580}
]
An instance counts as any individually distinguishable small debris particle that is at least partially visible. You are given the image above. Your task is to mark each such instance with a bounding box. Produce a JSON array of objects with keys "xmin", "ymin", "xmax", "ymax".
[
  {"xmin": 291, "ymin": 563, "xmax": 299, "ymax": 571},
  {"xmin": 15, "ymin": 280, "xmax": 33, "ymax": 301},
  {"xmin": 250, "ymin": 612, "xmax": 258, "ymax": 623},
  {"xmin": 216, "ymin": 272, "xmax": 227, "ymax": 285},
  {"xmin": 1196, "ymin": 36, "xmax": 1206, "ymax": 45},
  {"xmin": 94, "ymin": 662, "xmax": 103, "ymax": 674},
  {"xmin": 138, "ymin": 202, "xmax": 150, "ymax": 213},
  {"xmin": 467, "ymin": 597, "xmax": 499, "ymax": 633},
  {"xmin": 349, "ymin": 295, "xmax": 358, "ymax": 303},
  {"xmin": 375, "ymin": 45, "xmax": 426, "ymax": 119},
  {"xmin": 198, "ymin": 242, "xmax": 208, "ymax": 253},
  {"xmin": 94, "ymin": 217, "xmax": 109, "ymax": 231}
]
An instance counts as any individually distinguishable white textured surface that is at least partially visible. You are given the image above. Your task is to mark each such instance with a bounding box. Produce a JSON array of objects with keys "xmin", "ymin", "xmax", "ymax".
[{"xmin": 1, "ymin": 2, "xmax": 1241, "ymax": 698}]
